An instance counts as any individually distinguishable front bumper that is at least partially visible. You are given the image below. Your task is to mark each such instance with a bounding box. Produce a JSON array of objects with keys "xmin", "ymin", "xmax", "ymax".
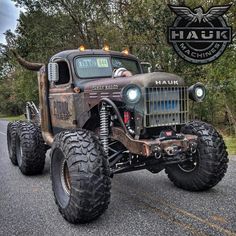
[{"xmin": 110, "ymin": 127, "xmax": 197, "ymax": 157}]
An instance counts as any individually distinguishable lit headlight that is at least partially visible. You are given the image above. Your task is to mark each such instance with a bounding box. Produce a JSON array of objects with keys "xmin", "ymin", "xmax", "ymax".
[
  {"xmin": 188, "ymin": 83, "xmax": 206, "ymax": 102},
  {"xmin": 195, "ymin": 87, "xmax": 204, "ymax": 97},
  {"xmin": 123, "ymin": 85, "xmax": 141, "ymax": 103}
]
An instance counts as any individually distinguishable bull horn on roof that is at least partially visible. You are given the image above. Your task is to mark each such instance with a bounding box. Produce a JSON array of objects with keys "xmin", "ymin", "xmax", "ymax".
[{"xmin": 11, "ymin": 49, "xmax": 44, "ymax": 71}]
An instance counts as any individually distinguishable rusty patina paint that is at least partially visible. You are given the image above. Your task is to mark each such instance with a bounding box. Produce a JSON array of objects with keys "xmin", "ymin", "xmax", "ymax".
[
  {"xmin": 49, "ymin": 85, "xmax": 77, "ymax": 132},
  {"xmin": 111, "ymin": 127, "xmax": 197, "ymax": 157}
]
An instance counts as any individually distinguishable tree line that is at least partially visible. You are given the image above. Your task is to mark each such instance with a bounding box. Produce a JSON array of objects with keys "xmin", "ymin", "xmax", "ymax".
[{"xmin": 0, "ymin": 0, "xmax": 235, "ymax": 134}]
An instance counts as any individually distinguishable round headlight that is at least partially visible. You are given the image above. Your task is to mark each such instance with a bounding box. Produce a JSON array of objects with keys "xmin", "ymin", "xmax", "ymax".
[
  {"xmin": 123, "ymin": 85, "xmax": 141, "ymax": 103},
  {"xmin": 188, "ymin": 83, "xmax": 206, "ymax": 102},
  {"xmin": 127, "ymin": 88, "xmax": 139, "ymax": 101},
  {"xmin": 195, "ymin": 87, "xmax": 204, "ymax": 98}
]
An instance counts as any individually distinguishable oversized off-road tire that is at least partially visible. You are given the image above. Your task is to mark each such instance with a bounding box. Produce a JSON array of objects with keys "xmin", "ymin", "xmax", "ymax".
[
  {"xmin": 50, "ymin": 130, "xmax": 111, "ymax": 224},
  {"xmin": 7, "ymin": 121, "xmax": 21, "ymax": 165},
  {"xmin": 165, "ymin": 121, "xmax": 228, "ymax": 191},
  {"xmin": 16, "ymin": 122, "xmax": 46, "ymax": 175}
]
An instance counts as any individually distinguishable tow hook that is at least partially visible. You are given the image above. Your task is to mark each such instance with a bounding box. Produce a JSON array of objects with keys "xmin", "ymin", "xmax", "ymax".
[
  {"xmin": 189, "ymin": 141, "xmax": 197, "ymax": 154},
  {"xmin": 154, "ymin": 146, "xmax": 162, "ymax": 159}
]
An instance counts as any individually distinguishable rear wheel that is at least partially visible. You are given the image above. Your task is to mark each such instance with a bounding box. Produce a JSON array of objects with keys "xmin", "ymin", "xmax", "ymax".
[
  {"xmin": 165, "ymin": 121, "xmax": 228, "ymax": 191},
  {"xmin": 7, "ymin": 121, "xmax": 21, "ymax": 165},
  {"xmin": 16, "ymin": 122, "xmax": 46, "ymax": 175},
  {"xmin": 50, "ymin": 130, "xmax": 111, "ymax": 224}
]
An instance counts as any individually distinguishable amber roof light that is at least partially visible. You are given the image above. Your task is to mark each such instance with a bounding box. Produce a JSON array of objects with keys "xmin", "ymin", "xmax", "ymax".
[
  {"xmin": 103, "ymin": 45, "xmax": 110, "ymax": 51},
  {"xmin": 79, "ymin": 45, "xmax": 85, "ymax": 51},
  {"xmin": 122, "ymin": 48, "xmax": 129, "ymax": 55}
]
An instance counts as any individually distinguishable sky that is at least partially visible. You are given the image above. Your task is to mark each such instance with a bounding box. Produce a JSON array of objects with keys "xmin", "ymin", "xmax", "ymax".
[{"xmin": 0, "ymin": 0, "xmax": 22, "ymax": 44}]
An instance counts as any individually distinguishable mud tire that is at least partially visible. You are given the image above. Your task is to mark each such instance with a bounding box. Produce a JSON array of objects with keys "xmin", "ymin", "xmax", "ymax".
[
  {"xmin": 50, "ymin": 130, "xmax": 111, "ymax": 224},
  {"xmin": 16, "ymin": 122, "xmax": 46, "ymax": 175},
  {"xmin": 165, "ymin": 121, "xmax": 228, "ymax": 191},
  {"xmin": 7, "ymin": 121, "xmax": 21, "ymax": 165}
]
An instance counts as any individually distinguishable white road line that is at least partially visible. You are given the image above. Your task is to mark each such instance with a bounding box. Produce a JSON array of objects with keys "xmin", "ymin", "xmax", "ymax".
[{"xmin": 0, "ymin": 131, "xmax": 6, "ymax": 136}]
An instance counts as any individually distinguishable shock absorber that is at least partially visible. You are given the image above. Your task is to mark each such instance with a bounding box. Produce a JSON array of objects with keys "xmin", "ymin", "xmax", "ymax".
[{"xmin": 100, "ymin": 103, "xmax": 109, "ymax": 156}]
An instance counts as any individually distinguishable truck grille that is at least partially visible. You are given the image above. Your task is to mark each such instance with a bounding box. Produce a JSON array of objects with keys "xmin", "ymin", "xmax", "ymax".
[{"xmin": 144, "ymin": 87, "xmax": 189, "ymax": 127}]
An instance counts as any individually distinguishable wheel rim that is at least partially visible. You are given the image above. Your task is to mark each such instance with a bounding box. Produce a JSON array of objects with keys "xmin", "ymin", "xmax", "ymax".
[
  {"xmin": 52, "ymin": 148, "xmax": 71, "ymax": 208},
  {"xmin": 16, "ymin": 135, "xmax": 23, "ymax": 167},
  {"xmin": 178, "ymin": 152, "xmax": 199, "ymax": 173},
  {"xmin": 61, "ymin": 160, "xmax": 71, "ymax": 196}
]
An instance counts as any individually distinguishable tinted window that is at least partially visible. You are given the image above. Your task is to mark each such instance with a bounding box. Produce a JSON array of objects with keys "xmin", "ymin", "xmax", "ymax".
[
  {"xmin": 56, "ymin": 61, "xmax": 70, "ymax": 85},
  {"xmin": 111, "ymin": 57, "xmax": 140, "ymax": 75},
  {"xmin": 75, "ymin": 57, "xmax": 112, "ymax": 78}
]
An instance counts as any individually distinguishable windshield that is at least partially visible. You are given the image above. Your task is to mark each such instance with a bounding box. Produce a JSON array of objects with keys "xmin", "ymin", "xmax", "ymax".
[
  {"xmin": 74, "ymin": 56, "xmax": 140, "ymax": 78},
  {"xmin": 75, "ymin": 57, "xmax": 112, "ymax": 78}
]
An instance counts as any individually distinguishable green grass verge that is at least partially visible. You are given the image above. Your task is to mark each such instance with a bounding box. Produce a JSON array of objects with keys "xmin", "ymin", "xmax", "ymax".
[
  {"xmin": 223, "ymin": 136, "xmax": 236, "ymax": 155},
  {"xmin": 0, "ymin": 114, "xmax": 25, "ymax": 122}
]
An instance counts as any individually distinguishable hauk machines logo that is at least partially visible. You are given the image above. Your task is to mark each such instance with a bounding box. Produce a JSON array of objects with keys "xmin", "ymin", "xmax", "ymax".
[{"xmin": 168, "ymin": 4, "xmax": 232, "ymax": 64}]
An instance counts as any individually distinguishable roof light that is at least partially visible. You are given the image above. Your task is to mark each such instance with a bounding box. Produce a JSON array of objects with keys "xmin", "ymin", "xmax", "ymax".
[
  {"xmin": 79, "ymin": 45, "xmax": 85, "ymax": 51},
  {"xmin": 122, "ymin": 48, "xmax": 129, "ymax": 55},
  {"xmin": 103, "ymin": 44, "xmax": 110, "ymax": 51}
]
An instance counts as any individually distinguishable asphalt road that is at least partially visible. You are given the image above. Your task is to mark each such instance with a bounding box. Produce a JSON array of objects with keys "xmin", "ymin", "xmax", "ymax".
[{"xmin": 0, "ymin": 120, "xmax": 236, "ymax": 236}]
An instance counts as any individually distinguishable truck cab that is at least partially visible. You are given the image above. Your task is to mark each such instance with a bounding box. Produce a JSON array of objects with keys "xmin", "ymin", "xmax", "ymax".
[{"xmin": 47, "ymin": 49, "xmax": 143, "ymax": 134}]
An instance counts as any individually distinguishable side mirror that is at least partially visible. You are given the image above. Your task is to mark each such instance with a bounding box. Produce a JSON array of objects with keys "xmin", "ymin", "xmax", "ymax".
[
  {"xmin": 48, "ymin": 62, "xmax": 59, "ymax": 82},
  {"xmin": 141, "ymin": 62, "xmax": 152, "ymax": 73}
]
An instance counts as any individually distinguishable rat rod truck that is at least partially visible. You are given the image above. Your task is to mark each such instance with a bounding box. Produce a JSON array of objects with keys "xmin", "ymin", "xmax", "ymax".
[{"xmin": 7, "ymin": 48, "xmax": 228, "ymax": 223}]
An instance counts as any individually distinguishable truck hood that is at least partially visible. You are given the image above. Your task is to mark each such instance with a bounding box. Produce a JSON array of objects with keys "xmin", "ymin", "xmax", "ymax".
[{"xmin": 81, "ymin": 72, "xmax": 185, "ymax": 92}]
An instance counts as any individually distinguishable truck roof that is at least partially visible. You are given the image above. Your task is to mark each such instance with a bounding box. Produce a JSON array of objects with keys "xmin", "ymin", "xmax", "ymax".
[{"xmin": 50, "ymin": 49, "xmax": 139, "ymax": 62}]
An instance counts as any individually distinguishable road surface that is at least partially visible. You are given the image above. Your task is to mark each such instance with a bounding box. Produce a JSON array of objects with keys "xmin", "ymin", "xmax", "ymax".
[{"xmin": 0, "ymin": 120, "xmax": 236, "ymax": 236}]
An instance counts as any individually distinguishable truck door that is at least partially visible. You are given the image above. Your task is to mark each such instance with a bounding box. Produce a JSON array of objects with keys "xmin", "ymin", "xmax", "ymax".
[{"xmin": 49, "ymin": 59, "xmax": 77, "ymax": 134}]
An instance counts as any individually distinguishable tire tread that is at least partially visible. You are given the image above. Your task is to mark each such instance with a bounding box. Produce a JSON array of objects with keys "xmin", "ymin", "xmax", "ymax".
[
  {"xmin": 17, "ymin": 122, "xmax": 46, "ymax": 175},
  {"xmin": 51, "ymin": 129, "xmax": 111, "ymax": 224},
  {"xmin": 165, "ymin": 121, "xmax": 228, "ymax": 191}
]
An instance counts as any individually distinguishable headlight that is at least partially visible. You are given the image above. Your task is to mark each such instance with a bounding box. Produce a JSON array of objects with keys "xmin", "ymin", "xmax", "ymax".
[
  {"xmin": 188, "ymin": 83, "xmax": 206, "ymax": 102},
  {"xmin": 195, "ymin": 87, "xmax": 204, "ymax": 97},
  {"xmin": 123, "ymin": 85, "xmax": 141, "ymax": 103}
]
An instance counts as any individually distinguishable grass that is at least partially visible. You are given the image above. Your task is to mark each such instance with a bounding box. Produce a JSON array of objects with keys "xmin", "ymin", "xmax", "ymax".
[
  {"xmin": 223, "ymin": 136, "xmax": 236, "ymax": 156},
  {"xmin": 0, "ymin": 114, "xmax": 25, "ymax": 122}
]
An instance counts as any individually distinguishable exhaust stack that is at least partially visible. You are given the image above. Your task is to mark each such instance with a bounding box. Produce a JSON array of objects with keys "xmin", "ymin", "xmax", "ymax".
[{"xmin": 11, "ymin": 50, "xmax": 44, "ymax": 71}]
